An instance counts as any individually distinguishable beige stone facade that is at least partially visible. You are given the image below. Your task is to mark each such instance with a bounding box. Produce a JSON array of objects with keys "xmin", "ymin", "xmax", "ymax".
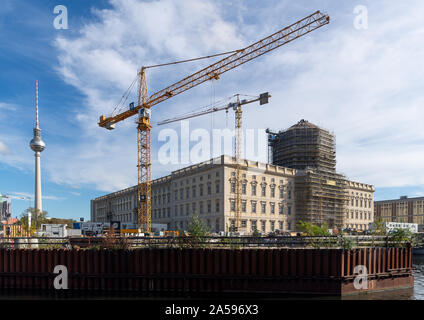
[
  {"xmin": 91, "ymin": 155, "xmax": 296, "ymax": 234},
  {"xmin": 91, "ymin": 155, "xmax": 373, "ymax": 233},
  {"xmin": 344, "ymin": 181, "xmax": 374, "ymax": 230}
]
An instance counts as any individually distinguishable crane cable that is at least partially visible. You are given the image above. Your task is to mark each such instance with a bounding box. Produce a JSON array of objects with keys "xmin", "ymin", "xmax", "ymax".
[{"xmin": 108, "ymin": 49, "xmax": 241, "ymax": 117}]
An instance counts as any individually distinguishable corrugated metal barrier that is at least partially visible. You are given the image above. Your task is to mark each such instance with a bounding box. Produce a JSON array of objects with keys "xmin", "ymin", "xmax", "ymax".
[{"xmin": 0, "ymin": 247, "xmax": 413, "ymax": 295}]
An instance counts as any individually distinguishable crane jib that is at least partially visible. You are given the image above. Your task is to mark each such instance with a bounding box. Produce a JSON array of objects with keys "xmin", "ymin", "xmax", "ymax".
[{"xmin": 99, "ymin": 11, "xmax": 329, "ymax": 128}]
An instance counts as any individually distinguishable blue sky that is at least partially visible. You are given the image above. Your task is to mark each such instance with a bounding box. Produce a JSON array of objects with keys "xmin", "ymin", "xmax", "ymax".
[{"xmin": 1, "ymin": 0, "xmax": 424, "ymax": 220}]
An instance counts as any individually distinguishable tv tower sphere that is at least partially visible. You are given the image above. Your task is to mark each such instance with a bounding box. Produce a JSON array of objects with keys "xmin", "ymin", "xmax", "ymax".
[{"xmin": 30, "ymin": 128, "xmax": 45, "ymax": 152}]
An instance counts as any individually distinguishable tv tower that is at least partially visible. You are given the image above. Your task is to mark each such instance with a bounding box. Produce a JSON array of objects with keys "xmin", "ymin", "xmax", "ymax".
[{"xmin": 29, "ymin": 80, "xmax": 45, "ymax": 216}]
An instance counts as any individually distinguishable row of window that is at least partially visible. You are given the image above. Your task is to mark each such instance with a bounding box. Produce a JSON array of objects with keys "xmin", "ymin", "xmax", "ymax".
[
  {"xmin": 346, "ymin": 210, "xmax": 372, "ymax": 220},
  {"xmin": 172, "ymin": 218, "xmax": 220, "ymax": 232},
  {"xmin": 154, "ymin": 200, "xmax": 221, "ymax": 219},
  {"xmin": 229, "ymin": 219, "xmax": 292, "ymax": 232},
  {"xmin": 173, "ymin": 182, "xmax": 220, "ymax": 201},
  {"xmin": 230, "ymin": 200, "xmax": 292, "ymax": 215},
  {"xmin": 345, "ymin": 224, "xmax": 369, "ymax": 231},
  {"xmin": 349, "ymin": 197, "xmax": 372, "ymax": 208},
  {"xmin": 231, "ymin": 182, "xmax": 292, "ymax": 199}
]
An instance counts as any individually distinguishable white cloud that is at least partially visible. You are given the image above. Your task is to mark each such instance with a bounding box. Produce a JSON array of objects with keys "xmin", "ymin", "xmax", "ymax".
[
  {"xmin": 6, "ymin": 192, "xmax": 64, "ymax": 201},
  {"xmin": 51, "ymin": 0, "xmax": 424, "ymax": 193},
  {"xmin": 0, "ymin": 141, "xmax": 10, "ymax": 155}
]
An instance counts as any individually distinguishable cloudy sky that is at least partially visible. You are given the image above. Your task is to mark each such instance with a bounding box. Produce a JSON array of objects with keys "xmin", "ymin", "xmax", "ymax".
[{"xmin": 0, "ymin": 0, "xmax": 423, "ymax": 219}]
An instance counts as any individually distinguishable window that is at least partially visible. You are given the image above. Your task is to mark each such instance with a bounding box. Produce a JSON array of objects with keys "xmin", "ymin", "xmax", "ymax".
[
  {"xmin": 287, "ymin": 206, "xmax": 292, "ymax": 215},
  {"xmin": 207, "ymin": 200, "xmax": 211, "ymax": 213},
  {"xmin": 287, "ymin": 222, "xmax": 291, "ymax": 230},
  {"xmin": 192, "ymin": 186, "xmax": 196, "ymax": 198},
  {"xmin": 252, "ymin": 185, "xmax": 257, "ymax": 196},
  {"xmin": 216, "ymin": 200, "xmax": 220, "ymax": 212},
  {"xmin": 231, "ymin": 182, "xmax": 235, "ymax": 193},
  {"xmin": 261, "ymin": 202, "xmax": 266, "ymax": 214},
  {"xmin": 251, "ymin": 220, "xmax": 257, "ymax": 232},
  {"xmin": 199, "ymin": 184, "xmax": 204, "ymax": 196},
  {"xmin": 241, "ymin": 220, "xmax": 247, "ymax": 228},
  {"xmin": 216, "ymin": 171, "xmax": 219, "ymax": 177},
  {"xmin": 200, "ymin": 201, "xmax": 204, "ymax": 214},
  {"xmin": 207, "ymin": 183, "xmax": 211, "ymax": 195},
  {"xmin": 279, "ymin": 203, "xmax": 283, "ymax": 215},
  {"xmin": 215, "ymin": 219, "xmax": 219, "ymax": 232},
  {"xmin": 230, "ymin": 200, "xmax": 235, "ymax": 212},
  {"xmin": 174, "ymin": 190, "xmax": 178, "ymax": 201},
  {"xmin": 270, "ymin": 187, "xmax": 275, "ymax": 198},
  {"xmin": 270, "ymin": 202, "xmax": 275, "ymax": 214},
  {"xmin": 279, "ymin": 221, "xmax": 283, "ymax": 230},
  {"xmin": 279, "ymin": 188, "xmax": 283, "ymax": 199},
  {"xmin": 261, "ymin": 185, "xmax": 266, "ymax": 197},
  {"xmin": 180, "ymin": 205, "xmax": 183, "ymax": 216},
  {"xmin": 192, "ymin": 203, "xmax": 196, "ymax": 214},
  {"xmin": 288, "ymin": 190, "xmax": 292, "ymax": 200},
  {"xmin": 186, "ymin": 187, "xmax": 190, "ymax": 199},
  {"xmin": 216, "ymin": 182, "xmax": 220, "ymax": 193},
  {"xmin": 242, "ymin": 184, "xmax": 246, "ymax": 195},
  {"xmin": 261, "ymin": 220, "xmax": 266, "ymax": 232},
  {"xmin": 186, "ymin": 204, "xmax": 189, "ymax": 216},
  {"xmin": 270, "ymin": 221, "xmax": 275, "ymax": 232},
  {"xmin": 252, "ymin": 201, "xmax": 257, "ymax": 213},
  {"xmin": 180, "ymin": 189, "xmax": 183, "ymax": 200},
  {"xmin": 242, "ymin": 201, "xmax": 246, "ymax": 212}
]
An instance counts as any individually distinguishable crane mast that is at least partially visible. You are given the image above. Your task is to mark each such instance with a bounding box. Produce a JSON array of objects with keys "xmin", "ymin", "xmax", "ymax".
[
  {"xmin": 98, "ymin": 11, "xmax": 330, "ymax": 233},
  {"xmin": 158, "ymin": 93, "xmax": 271, "ymax": 231}
]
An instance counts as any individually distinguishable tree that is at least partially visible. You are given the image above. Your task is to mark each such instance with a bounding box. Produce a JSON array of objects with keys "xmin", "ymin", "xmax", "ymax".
[
  {"xmin": 187, "ymin": 215, "xmax": 210, "ymax": 238},
  {"xmin": 296, "ymin": 221, "xmax": 331, "ymax": 236},
  {"xmin": 19, "ymin": 208, "xmax": 49, "ymax": 234},
  {"xmin": 388, "ymin": 228, "xmax": 415, "ymax": 247},
  {"xmin": 182, "ymin": 215, "xmax": 210, "ymax": 248},
  {"xmin": 372, "ymin": 217, "xmax": 387, "ymax": 235}
]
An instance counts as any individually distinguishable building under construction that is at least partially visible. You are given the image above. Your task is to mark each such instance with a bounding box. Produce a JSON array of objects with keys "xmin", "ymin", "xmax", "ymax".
[{"xmin": 267, "ymin": 120, "xmax": 349, "ymax": 229}]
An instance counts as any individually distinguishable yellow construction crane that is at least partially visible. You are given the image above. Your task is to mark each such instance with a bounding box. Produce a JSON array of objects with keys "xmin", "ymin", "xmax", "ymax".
[
  {"xmin": 157, "ymin": 93, "xmax": 271, "ymax": 231},
  {"xmin": 98, "ymin": 11, "xmax": 330, "ymax": 233}
]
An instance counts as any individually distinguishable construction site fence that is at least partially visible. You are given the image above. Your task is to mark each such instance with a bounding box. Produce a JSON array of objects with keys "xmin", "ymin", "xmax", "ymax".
[{"xmin": 0, "ymin": 235, "xmax": 414, "ymax": 249}]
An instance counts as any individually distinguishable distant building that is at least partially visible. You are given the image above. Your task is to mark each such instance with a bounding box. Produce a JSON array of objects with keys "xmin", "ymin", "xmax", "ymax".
[
  {"xmin": 374, "ymin": 196, "xmax": 424, "ymax": 226},
  {"xmin": 38, "ymin": 224, "xmax": 67, "ymax": 237}
]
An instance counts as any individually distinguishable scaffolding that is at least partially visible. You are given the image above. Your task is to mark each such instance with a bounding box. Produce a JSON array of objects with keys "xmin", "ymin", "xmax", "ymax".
[
  {"xmin": 268, "ymin": 119, "xmax": 336, "ymax": 172},
  {"xmin": 268, "ymin": 120, "xmax": 347, "ymax": 229},
  {"xmin": 294, "ymin": 169, "xmax": 348, "ymax": 229}
]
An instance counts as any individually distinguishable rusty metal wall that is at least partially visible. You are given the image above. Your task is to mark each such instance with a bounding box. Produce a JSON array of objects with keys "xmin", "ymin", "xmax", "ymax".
[{"xmin": 0, "ymin": 247, "xmax": 413, "ymax": 294}]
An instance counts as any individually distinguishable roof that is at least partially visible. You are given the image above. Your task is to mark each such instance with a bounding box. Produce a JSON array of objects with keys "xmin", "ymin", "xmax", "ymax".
[
  {"xmin": 288, "ymin": 119, "xmax": 320, "ymax": 130},
  {"xmin": 1, "ymin": 218, "xmax": 18, "ymax": 225}
]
